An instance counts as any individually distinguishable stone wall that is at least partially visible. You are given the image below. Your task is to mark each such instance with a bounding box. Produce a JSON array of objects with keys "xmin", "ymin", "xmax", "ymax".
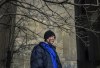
[
  {"xmin": 0, "ymin": 1, "xmax": 16, "ymax": 68},
  {"xmin": 11, "ymin": 0, "xmax": 77, "ymax": 68}
]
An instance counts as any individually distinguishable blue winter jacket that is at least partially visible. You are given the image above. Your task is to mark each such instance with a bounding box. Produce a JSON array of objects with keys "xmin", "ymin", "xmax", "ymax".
[{"xmin": 30, "ymin": 42, "xmax": 62, "ymax": 68}]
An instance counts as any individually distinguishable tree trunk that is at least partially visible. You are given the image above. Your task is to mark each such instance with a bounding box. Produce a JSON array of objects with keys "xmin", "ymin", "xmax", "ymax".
[{"xmin": 0, "ymin": 1, "xmax": 16, "ymax": 68}]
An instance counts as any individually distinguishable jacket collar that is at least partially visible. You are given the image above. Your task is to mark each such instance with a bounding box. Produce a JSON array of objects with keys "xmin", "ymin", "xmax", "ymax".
[{"xmin": 39, "ymin": 42, "xmax": 56, "ymax": 49}]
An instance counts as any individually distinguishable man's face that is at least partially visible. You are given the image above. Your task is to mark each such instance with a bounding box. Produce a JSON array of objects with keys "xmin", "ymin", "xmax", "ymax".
[{"xmin": 46, "ymin": 36, "xmax": 55, "ymax": 44}]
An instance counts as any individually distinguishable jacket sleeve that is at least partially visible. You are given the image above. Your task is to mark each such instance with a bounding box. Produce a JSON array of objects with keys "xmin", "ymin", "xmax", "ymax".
[{"xmin": 30, "ymin": 46, "xmax": 44, "ymax": 68}]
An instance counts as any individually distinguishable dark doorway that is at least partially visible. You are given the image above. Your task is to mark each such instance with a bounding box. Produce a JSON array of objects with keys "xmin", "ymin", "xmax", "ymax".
[{"xmin": 75, "ymin": 0, "xmax": 100, "ymax": 68}]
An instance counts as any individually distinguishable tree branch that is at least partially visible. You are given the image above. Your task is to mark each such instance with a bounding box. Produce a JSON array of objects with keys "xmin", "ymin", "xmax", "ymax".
[{"xmin": 43, "ymin": 0, "xmax": 99, "ymax": 6}]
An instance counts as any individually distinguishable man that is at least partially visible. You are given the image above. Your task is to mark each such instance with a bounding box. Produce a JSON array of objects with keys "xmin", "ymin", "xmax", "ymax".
[{"xmin": 30, "ymin": 30, "xmax": 62, "ymax": 68}]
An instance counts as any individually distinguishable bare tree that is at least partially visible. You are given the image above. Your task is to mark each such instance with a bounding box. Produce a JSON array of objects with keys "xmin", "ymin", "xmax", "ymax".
[{"xmin": 0, "ymin": 0, "xmax": 100, "ymax": 68}]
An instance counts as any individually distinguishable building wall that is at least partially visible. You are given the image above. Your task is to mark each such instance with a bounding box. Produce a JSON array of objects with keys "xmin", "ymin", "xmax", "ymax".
[
  {"xmin": 0, "ymin": 1, "xmax": 16, "ymax": 68},
  {"xmin": 11, "ymin": 0, "xmax": 77, "ymax": 68}
]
